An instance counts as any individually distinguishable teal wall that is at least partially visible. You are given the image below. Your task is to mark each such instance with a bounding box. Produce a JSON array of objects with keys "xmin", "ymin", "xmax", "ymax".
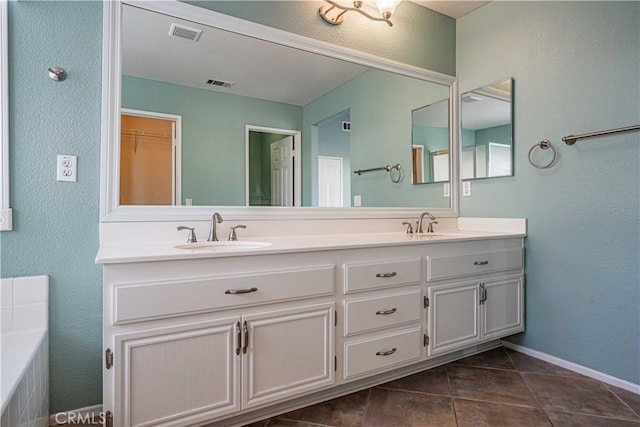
[
  {"xmin": 122, "ymin": 76, "xmax": 302, "ymax": 206},
  {"xmin": 457, "ymin": 1, "xmax": 640, "ymax": 384},
  {"xmin": 1, "ymin": 1, "xmax": 103, "ymax": 413},
  {"xmin": 303, "ymin": 69, "xmax": 451, "ymax": 208},
  {"xmin": 474, "ymin": 124, "xmax": 511, "ymax": 148},
  {"xmin": 2, "ymin": 1, "xmax": 455, "ymax": 412}
]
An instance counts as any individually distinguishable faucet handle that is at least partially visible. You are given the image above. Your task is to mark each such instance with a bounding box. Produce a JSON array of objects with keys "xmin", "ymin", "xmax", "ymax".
[
  {"xmin": 401, "ymin": 222, "xmax": 414, "ymax": 234},
  {"xmin": 427, "ymin": 220, "xmax": 439, "ymax": 233},
  {"xmin": 228, "ymin": 225, "xmax": 247, "ymax": 241},
  {"xmin": 177, "ymin": 226, "xmax": 197, "ymax": 243}
]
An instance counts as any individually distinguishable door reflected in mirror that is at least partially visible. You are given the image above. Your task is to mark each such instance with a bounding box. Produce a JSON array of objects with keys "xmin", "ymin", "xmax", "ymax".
[
  {"xmin": 411, "ymin": 99, "xmax": 450, "ymax": 184},
  {"xmin": 118, "ymin": 3, "xmax": 453, "ymax": 210},
  {"xmin": 246, "ymin": 126, "xmax": 301, "ymax": 207},
  {"xmin": 461, "ymin": 78, "xmax": 513, "ymax": 180}
]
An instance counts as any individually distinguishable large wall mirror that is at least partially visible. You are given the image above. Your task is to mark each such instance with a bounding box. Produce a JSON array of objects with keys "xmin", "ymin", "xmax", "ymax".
[
  {"xmin": 101, "ymin": 1, "xmax": 459, "ymax": 221},
  {"xmin": 460, "ymin": 78, "xmax": 513, "ymax": 180}
]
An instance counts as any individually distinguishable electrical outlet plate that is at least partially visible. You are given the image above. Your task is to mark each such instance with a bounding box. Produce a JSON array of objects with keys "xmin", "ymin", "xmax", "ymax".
[
  {"xmin": 57, "ymin": 155, "xmax": 77, "ymax": 182},
  {"xmin": 462, "ymin": 180, "xmax": 471, "ymax": 197},
  {"xmin": 353, "ymin": 195, "xmax": 362, "ymax": 207}
]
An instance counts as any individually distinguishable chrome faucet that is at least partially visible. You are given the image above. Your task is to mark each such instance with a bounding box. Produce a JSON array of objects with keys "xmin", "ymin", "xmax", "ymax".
[
  {"xmin": 417, "ymin": 212, "xmax": 438, "ymax": 233},
  {"xmin": 228, "ymin": 225, "xmax": 246, "ymax": 241},
  {"xmin": 207, "ymin": 212, "xmax": 223, "ymax": 241}
]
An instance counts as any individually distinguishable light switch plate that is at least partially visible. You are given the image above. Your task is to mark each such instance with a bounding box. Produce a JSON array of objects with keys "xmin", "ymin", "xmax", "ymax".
[{"xmin": 443, "ymin": 183, "xmax": 450, "ymax": 197}]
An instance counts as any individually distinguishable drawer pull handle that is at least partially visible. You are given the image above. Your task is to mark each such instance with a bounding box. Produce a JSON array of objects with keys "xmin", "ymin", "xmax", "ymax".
[
  {"xmin": 376, "ymin": 272, "xmax": 398, "ymax": 278},
  {"xmin": 473, "ymin": 261, "xmax": 489, "ymax": 266},
  {"xmin": 225, "ymin": 287, "xmax": 258, "ymax": 295},
  {"xmin": 375, "ymin": 308, "xmax": 397, "ymax": 315},
  {"xmin": 376, "ymin": 348, "xmax": 397, "ymax": 356}
]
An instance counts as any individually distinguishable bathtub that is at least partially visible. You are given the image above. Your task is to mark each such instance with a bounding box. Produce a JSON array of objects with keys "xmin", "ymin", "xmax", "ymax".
[{"xmin": 0, "ymin": 276, "xmax": 49, "ymax": 427}]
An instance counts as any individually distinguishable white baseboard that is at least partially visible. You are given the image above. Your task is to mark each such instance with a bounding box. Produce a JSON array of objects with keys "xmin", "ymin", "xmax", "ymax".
[
  {"xmin": 49, "ymin": 404, "xmax": 104, "ymax": 426},
  {"xmin": 502, "ymin": 340, "xmax": 640, "ymax": 395}
]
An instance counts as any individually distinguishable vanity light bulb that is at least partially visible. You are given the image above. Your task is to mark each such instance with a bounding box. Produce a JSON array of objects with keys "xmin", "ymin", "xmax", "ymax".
[{"xmin": 376, "ymin": 0, "xmax": 401, "ymax": 17}]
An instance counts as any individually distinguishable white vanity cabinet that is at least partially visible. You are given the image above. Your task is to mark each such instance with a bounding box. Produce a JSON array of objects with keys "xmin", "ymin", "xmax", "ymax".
[
  {"xmin": 100, "ymin": 232, "xmax": 526, "ymax": 426},
  {"xmin": 103, "ymin": 253, "xmax": 336, "ymax": 427},
  {"xmin": 338, "ymin": 247, "xmax": 425, "ymax": 381},
  {"xmin": 425, "ymin": 239, "xmax": 524, "ymax": 357}
]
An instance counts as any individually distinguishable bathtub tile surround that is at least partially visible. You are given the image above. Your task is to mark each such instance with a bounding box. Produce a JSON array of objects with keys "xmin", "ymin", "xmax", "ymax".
[{"xmin": 0, "ymin": 276, "xmax": 49, "ymax": 427}]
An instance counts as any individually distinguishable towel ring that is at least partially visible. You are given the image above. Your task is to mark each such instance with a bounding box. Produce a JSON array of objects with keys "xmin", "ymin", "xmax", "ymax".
[
  {"xmin": 389, "ymin": 164, "xmax": 402, "ymax": 183},
  {"xmin": 528, "ymin": 139, "xmax": 557, "ymax": 169}
]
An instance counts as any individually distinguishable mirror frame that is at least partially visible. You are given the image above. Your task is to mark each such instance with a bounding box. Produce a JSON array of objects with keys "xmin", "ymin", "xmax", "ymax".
[
  {"xmin": 101, "ymin": 0, "xmax": 459, "ymax": 221},
  {"xmin": 0, "ymin": 0, "xmax": 11, "ymax": 231}
]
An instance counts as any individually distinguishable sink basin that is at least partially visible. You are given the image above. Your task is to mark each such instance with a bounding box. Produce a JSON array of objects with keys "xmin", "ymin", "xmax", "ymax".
[{"xmin": 174, "ymin": 241, "xmax": 272, "ymax": 251}]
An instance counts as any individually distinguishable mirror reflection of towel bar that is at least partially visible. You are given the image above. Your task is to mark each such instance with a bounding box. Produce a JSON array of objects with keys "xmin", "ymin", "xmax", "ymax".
[{"xmin": 354, "ymin": 164, "xmax": 402, "ymax": 183}]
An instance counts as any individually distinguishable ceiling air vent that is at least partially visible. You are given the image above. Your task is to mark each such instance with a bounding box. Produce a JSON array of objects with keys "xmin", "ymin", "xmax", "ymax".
[
  {"xmin": 205, "ymin": 79, "xmax": 234, "ymax": 89},
  {"xmin": 168, "ymin": 23, "xmax": 203, "ymax": 42}
]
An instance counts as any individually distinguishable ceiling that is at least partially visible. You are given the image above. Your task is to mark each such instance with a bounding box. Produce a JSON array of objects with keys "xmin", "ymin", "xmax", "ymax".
[
  {"xmin": 410, "ymin": 0, "xmax": 490, "ymax": 19},
  {"xmin": 122, "ymin": 5, "xmax": 369, "ymax": 107}
]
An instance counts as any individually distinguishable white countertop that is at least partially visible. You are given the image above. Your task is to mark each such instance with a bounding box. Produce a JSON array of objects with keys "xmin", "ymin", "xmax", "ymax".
[{"xmin": 96, "ymin": 229, "xmax": 526, "ymax": 264}]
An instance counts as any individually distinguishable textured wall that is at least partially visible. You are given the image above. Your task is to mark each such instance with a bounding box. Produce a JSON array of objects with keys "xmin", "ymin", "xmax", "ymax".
[
  {"xmin": 1, "ymin": 0, "xmax": 455, "ymax": 413},
  {"xmin": 457, "ymin": 1, "xmax": 640, "ymax": 384},
  {"xmin": 2, "ymin": 1, "xmax": 103, "ymax": 412}
]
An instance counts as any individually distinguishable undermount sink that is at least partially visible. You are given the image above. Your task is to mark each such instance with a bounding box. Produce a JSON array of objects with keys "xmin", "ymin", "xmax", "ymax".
[{"xmin": 174, "ymin": 241, "xmax": 272, "ymax": 251}]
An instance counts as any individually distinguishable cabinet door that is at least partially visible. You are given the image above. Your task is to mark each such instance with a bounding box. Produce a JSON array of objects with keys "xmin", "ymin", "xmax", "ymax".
[
  {"xmin": 242, "ymin": 303, "xmax": 334, "ymax": 409},
  {"xmin": 427, "ymin": 281, "xmax": 481, "ymax": 356},
  {"xmin": 112, "ymin": 317, "xmax": 240, "ymax": 427},
  {"xmin": 482, "ymin": 275, "xmax": 524, "ymax": 340}
]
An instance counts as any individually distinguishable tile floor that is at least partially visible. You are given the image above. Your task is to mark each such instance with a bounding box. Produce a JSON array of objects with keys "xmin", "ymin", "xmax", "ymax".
[{"xmin": 244, "ymin": 347, "xmax": 640, "ymax": 427}]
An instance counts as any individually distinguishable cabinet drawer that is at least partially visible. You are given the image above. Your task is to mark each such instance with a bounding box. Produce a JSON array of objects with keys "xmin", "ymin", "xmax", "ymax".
[
  {"xmin": 427, "ymin": 248, "xmax": 522, "ymax": 282},
  {"xmin": 344, "ymin": 259, "xmax": 420, "ymax": 294},
  {"xmin": 344, "ymin": 289, "xmax": 422, "ymax": 337},
  {"xmin": 343, "ymin": 327, "xmax": 422, "ymax": 380},
  {"xmin": 113, "ymin": 265, "xmax": 335, "ymax": 324}
]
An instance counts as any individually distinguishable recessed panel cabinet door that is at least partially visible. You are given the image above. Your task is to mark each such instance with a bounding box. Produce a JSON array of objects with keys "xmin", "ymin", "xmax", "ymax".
[
  {"xmin": 427, "ymin": 281, "xmax": 481, "ymax": 356},
  {"xmin": 113, "ymin": 317, "xmax": 240, "ymax": 427},
  {"xmin": 482, "ymin": 275, "xmax": 524, "ymax": 340},
  {"xmin": 242, "ymin": 303, "xmax": 334, "ymax": 409}
]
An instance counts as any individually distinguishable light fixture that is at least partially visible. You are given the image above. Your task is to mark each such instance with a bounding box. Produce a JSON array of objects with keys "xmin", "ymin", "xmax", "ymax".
[{"xmin": 319, "ymin": 0, "xmax": 402, "ymax": 27}]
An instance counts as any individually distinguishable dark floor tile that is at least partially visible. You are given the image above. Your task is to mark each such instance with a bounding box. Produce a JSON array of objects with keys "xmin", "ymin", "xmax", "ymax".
[
  {"xmin": 523, "ymin": 373, "xmax": 640, "ymax": 421},
  {"xmin": 608, "ymin": 385, "xmax": 640, "ymax": 417},
  {"xmin": 545, "ymin": 410, "xmax": 640, "ymax": 426},
  {"xmin": 506, "ymin": 348, "xmax": 583, "ymax": 378},
  {"xmin": 454, "ymin": 347, "xmax": 516, "ymax": 370},
  {"xmin": 278, "ymin": 389, "xmax": 369, "ymax": 427},
  {"xmin": 447, "ymin": 365, "xmax": 539, "ymax": 407},
  {"xmin": 267, "ymin": 419, "xmax": 332, "ymax": 427},
  {"xmin": 363, "ymin": 388, "xmax": 456, "ymax": 427},
  {"xmin": 377, "ymin": 366, "xmax": 450, "ymax": 396},
  {"xmin": 454, "ymin": 398, "xmax": 552, "ymax": 427}
]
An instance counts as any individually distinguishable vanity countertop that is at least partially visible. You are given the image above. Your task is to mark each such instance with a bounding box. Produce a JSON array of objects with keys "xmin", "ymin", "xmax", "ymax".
[{"xmin": 95, "ymin": 229, "xmax": 526, "ymax": 264}]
